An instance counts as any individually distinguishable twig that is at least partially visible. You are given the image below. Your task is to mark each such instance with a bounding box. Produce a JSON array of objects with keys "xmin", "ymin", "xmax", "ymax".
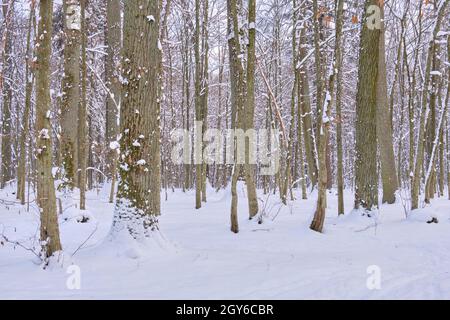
[
  {"xmin": 71, "ymin": 223, "xmax": 98, "ymax": 257},
  {"xmin": 0, "ymin": 233, "xmax": 42, "ymax": 262}
]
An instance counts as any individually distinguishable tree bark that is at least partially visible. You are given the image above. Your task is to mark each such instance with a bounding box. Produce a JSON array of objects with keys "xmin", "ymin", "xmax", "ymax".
[
  {"xmin": 245, "ymin": 0, "xmax": 259, "ymax": 218},
  {"xmin": 298, "ymin": 28, "xmax": 318, "ymax": 188},
  {"xmin": 310, "ymin": 0, "xmax": 344, "ymax": 232},
  {"xmin": 377, "ymin": 5, "xmax": 398, "ymax": 204},
  {"xmin": 17, "ymin": 1, "xmax": 35, "ymax": 204},
  {"xmin": 105, "ymin": 0, "xmax": 121, "ymax": 203},
  {"xmin": 227, "ymin": 0, "xmax": 244, "ymax": 233},
  {"xmin": 110, "ymin": 0, "xmax": 161, "ymax": 239},
  {"xmin": 354, "ymin": 0, "xmax": 380, "ymax": 211},
  {"xmin": 60, "ymin": 0, "xmax": 81, "ymax": 189},
  {"xmin": 35, "ymin": 0, "xmax": 62, "ymax": 258},
  {"xmin": 79, "ymin": 0, "xmax": 88, "ymax": 210},
  {"xmin": 335, "ymin": 0, "xmax": 345, "ymax": 215},
  {"xmin": 0, "ymin": 0, "xmax": 14, "ymax": 189},
  {"xmin": 411, "ymin": 1, "xmax": 448, "ymax": 210}
]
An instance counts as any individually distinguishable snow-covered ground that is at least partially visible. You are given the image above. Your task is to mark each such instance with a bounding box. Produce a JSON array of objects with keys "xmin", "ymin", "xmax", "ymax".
[{"xmin": 1, "ymin": 183, "xmax": 450, "ymax": 299}]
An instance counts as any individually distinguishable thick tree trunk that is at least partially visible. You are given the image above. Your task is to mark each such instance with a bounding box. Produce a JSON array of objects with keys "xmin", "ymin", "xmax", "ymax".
[
  {"xmin": 35, "ymin": 0, "xmax": 62, "ymax": 258},
  {"xmin": 110, "ymin": 0, "xmax": 161, "ymax": 239},
  {"xmin": 61, "ymin": 0, "xmax": 81, "ymax": 189},
  {"xmin": 354, "ymin": 0, "xmax": 380, "ymax": 211}
]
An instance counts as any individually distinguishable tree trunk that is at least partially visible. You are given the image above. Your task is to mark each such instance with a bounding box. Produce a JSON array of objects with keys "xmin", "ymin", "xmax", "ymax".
[
  {"xmin": 298, "ymin": 28, "xmax": 318, "ymax": 188},
  {"xmin": 245, "ymin": 0, "xmax": 259, "ymax": 218},
  {"xmin": 377, "ymin": 5, "xmax": 398, "ymax": 204},
  {"xmin": 411, "ymin": 1, "xmax": 448, "ymax": 210},
  {"xmin": 79, "ymin": 0, "xmax": 87, "ymax": 210},
  {"xmin": 312, "ymin": 0, "xmax": 323, "ymax": 148},
  {"xmin": 194, "ymin": 0, "xmax": 203, "ymax": 209},
  {"xmin": 60, "ymin": 0, "xmax": 81, "ymax": 189},
  {"xmin": 227, "ymin": 0, "xmax": 245, "ymax": 233},
  {"xmin": 17, "ymin": 1, "xmax": 35, "ymax": 204},
  {"xmin": 35, "ymin": 0, "xmax": 62, "ymax": 258},
  {"xmin": 0, "ymin": 0, "xmax": 14, "ymax": 189},
  {"xmin": 335, "ymin": 0, "xmax": 345, "ymax": 215},
  {"xmin": 201, "ymin": 0, "xmax": 209, "ymax": 203},
  {"xmin": 110, "ymin": 0, "xmax": 161, "ymax": 239},
  {"xmin": 297, "ymin": 70, "xmax": 307, "ymax": 200},
  {"xmin": 310, "ymin": 0, "xmax": 344, "ymax": 232},
  {"xmin": 354, "ymin": 0, "xmax": 380, "ymax": 211},
  {"xmin": 105, "ymin": 0, "xmax": 121, "ymax": 202}
]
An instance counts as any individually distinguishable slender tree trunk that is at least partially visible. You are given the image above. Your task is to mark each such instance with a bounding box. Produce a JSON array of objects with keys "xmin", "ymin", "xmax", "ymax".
[
  {"xmin": 424, "ymin": 95, "xmax": 448, "ymax": 204},
  {"xmin": 105, "ymin": 0, "xmax": 121, "ymax": 203},
  {"xmin": 377, "ymin": 5, "xmax": 398, "ymax": 204},
  {"xmin": 283, "ymin": 0, "xmax": 298, "ymax": 205},
  {"xmin": 430, "ymin": 35, "xmax": 450, "ymax": 201},
  {"xmin": 411, "ymin": 1, "xmax": 448, "ymax": 210},
  {"xmin": 424, "ymin": 51, "xmax": 440, "ymax": 203},
  {"xmin": 312, "ymin": 0, "xmax": 323, "ymax": 147},
  {"xmin": 17, "ymin": 1, "xmax": 35, "ymax": 204},
  {"xmin": 0, "ymin": 0, "xmax": 14, "ymax": 189},
  {"xmin": 297, "ymin": 70, "xmax": 307, "ymax": 200},
  {"xmin": 446, "ymin": 36, "xmax": 450, "ymax": 200},
  {"xmin": 408, "ymin": 4, "xmax": 423, "ymax": 189},
  {"xmin": 245, "ymin": 0, "xmax": 259, "ymax": 218},
  {"xmin": 335, "ymin": 0, "xmax": 345, "ymax": 215},
  {"xmin": 35, "ymin": 0, "xmax": 62, "ymax": 258},
  {"xmin": 298, "ymin": 28, "xmax": 318, "ymax": 188},
  {"xmin": 79, "ymin": 0, "xmax": 88, "ymax": 210},
  {"xmin": 310, "ymin": 0, "xmax": 344, "ymax": 232},
  {"xmin": 227, "ymin": 0, "xmax": 245, "ymax": 233},
  {"xmin": 194, "ymin": 0, "xmax": 203, "ymax": 209},
  {"xmin": 201, "ymin": 0, "xmax": 209, "ymax": 203},
  {"xmin": 183, "ymin": 38, "xmax": 191, "ymax": 192},
  {"xmin": 438, "ymin": 120, "xmax": 445, "ymax": 197}
]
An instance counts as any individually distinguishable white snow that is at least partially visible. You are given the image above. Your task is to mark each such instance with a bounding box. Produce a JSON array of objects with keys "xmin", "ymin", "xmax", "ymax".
[
  {"xmin": 132, "ymin": 140, "xmax": 141, "ymax": 147},
  {"xmin": 2, "ymin": 183, "xmax": 450, "ymax": 299},
  {"xmin": 38, "ymin": 128, "xmax": 50, "ymax": 140},
  {"xmin": 430, "ymin": 71, "xmax": 442, "ymax": 76},
  {"xmin": 66, "ymin": 4, "xmax": 81, "ymax": 31},
  {"xmin": 109, "ymin": 141, "xmax": 120, "ymax": 150}
]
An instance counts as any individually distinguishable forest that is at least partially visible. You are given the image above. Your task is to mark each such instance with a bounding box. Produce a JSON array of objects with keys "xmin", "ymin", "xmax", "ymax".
[{"xmin": 0, "ymin": 0, "xmax": 450, "ymax": 299}]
